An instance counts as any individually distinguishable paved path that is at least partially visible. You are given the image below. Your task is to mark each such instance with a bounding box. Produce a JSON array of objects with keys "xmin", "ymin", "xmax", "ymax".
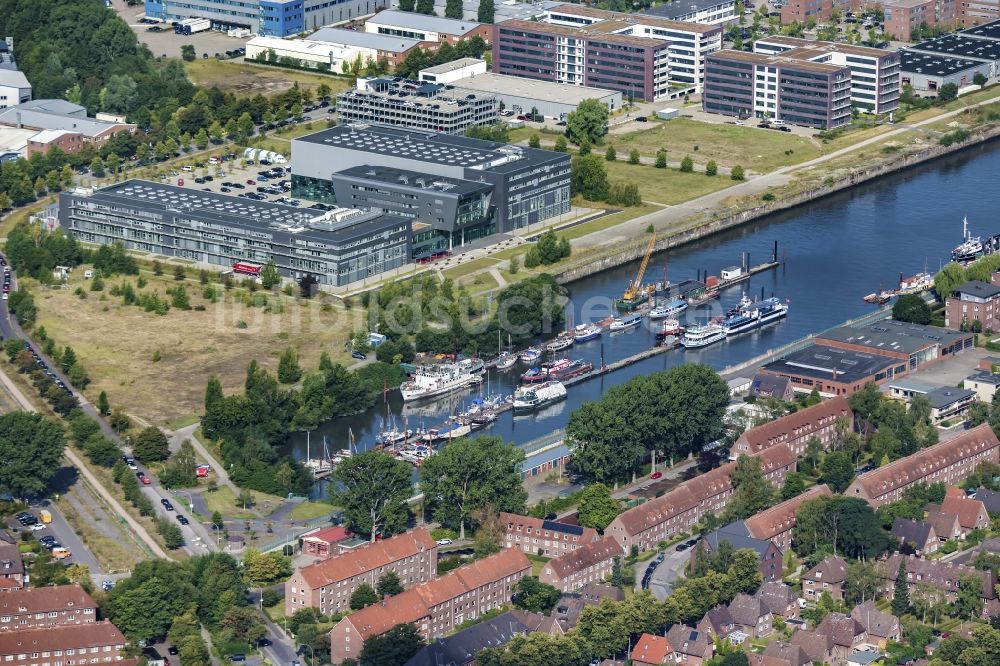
[{"xmin": 489, "ymin": 267, "xmax": 508, "ymax": 288}]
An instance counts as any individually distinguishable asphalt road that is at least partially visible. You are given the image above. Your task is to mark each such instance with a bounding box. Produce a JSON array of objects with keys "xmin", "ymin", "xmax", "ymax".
[
  {"xmin": 642, "ymin": 541, "xmax": 698, "ymax": 602},
  {"xmin": 6, "ymin": 504, "xmax": 101, "ymax": 574}
]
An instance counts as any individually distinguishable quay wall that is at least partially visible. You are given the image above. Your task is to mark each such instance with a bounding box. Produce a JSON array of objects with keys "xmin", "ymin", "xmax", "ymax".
[{"xmin": 554, "ymin": 124, "xmax": 1000, "ymax": 287}]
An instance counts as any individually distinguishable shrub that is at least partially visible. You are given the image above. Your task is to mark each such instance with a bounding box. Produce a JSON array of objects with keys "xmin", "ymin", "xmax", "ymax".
[
  {"xmin": 680, "ymin": 155, "xmax": 694, "ymax": 172},
  {"xmin": 705, "ymin": 160, "xmax": 718, "ymax": 176},
  {"xmin": 628, "ymin": 149, "xmax": 640, "ymax": 165},
  {"xmin": 731, "ymin": 165, "xmax": 745, "ymax": 181},
  {"xmin": 655, "ymin": 150, "xmax": 667, "ymax": 168}
]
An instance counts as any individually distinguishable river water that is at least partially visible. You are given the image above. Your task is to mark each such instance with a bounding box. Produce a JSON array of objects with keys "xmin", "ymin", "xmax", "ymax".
[{"xmin": 286, "ymin": 138, "xmax": 1000, "ymax": 473}]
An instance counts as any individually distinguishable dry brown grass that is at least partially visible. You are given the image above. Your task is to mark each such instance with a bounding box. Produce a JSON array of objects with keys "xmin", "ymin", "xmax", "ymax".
[
  {"xmin": 185, "ymin": 60, "xmax": 352, "ymax": 98},
  {"xmin": 30, "ymin": 269, "xmax": 363, "ymax": 425}
]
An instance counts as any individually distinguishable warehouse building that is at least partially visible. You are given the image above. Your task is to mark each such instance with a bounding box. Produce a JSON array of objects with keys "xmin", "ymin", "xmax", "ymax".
[
  {"xmin": 900, "ymin": 50, "xmax": 991, "ymax": 92},
  {"xmin": 363, "ymin": 9, "xmax": 491, "ymax": 44},
  {"xmin": 492, "ymin": 4, "xmax": 723, "ymax": 100},
  {"xmin": 246, "ymin": 30, "xmax": 421, "ymax": 71},
  {"xmin": 337, "ymin": 77, "xmax": 498, "ymax": 133},
  {"xmin": 904, "ymin": 30, "xmax": 1000, "ymax": 80},
  {"xmin": 291, "ymin": 125, "xmax": 571, "ymax": 236},
  {"xmin": 144, "ymin": 0, "xmax": 378, "ymax": 36},
  {"xmin": 58, "ymin": 181, "xmax": 411, "ymax": 287}
]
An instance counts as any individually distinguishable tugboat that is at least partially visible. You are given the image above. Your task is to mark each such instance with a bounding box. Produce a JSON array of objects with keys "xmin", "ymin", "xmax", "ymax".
[
  {"xmin": 722, "ymin": 297, "xmax": 788, "ymax": 337},
  {"xmin": 609, "ymin": 313, "xmax": 643, "ymax": 331},
  {"xmin": 573, "ymin": 323, "xmax": 602, "ymax": 343},
  {"xmin": 649, "ymin": 298, "xmax": 688, "ymax": 320},
  {"xmin": 513, "ymin": 381, "xmax": 567, "ymax": 412},
  {"xmin": 680, "ymin": 323, "xmax": 726, "ymax": 349}
]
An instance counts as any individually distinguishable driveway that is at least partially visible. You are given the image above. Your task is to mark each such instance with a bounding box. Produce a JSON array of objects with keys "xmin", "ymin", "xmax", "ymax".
[{"xmin": 644, "ymin": 542, "xmax": 695, "ymax": 601}]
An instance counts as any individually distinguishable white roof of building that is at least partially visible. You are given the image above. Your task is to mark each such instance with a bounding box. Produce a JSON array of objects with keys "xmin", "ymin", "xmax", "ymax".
[
  {"xmin": 247, "ymin": 35, "xmax": 350, "ymax": 59},
  {"xmin": 307, "ymin": 27, "xmax": 421, "ymax": 52},
  {"xmin": 29, "ymin": 129, "xmax": 76, "ymax": 144},
  {"xmin": 0, "ymin": 126, "xmax": 34, "ymax": 154},
  {"xmin": 0, "ymin": 103, "xmax": 124, "ymax": 137},
  {"xmin": 421, "ymin": 57, "xmax": 486, "ymax": 75},
  {"xmin": 451, "ymin": 72, "xmax": 620, "ymax": 104},
  {"xmin": 367, "ymin": 9, "xmax": 484, "ymax": 36},
  {"xmin": 0, "ymin": 69, "xmax": 30, "ymax": 90}
]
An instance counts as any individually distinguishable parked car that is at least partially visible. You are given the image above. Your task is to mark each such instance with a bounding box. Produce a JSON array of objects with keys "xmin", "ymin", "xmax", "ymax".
[
  {"xmin": 351, "ymin": 350, "xmax": 366, "ymax": 360},
  {"xmin": 650, "ymin": 471, "xmax": 662, "ymax": 480},
  {"xmin": 436, "ymin": 538, "xmax": 453, "ymax": 546}
]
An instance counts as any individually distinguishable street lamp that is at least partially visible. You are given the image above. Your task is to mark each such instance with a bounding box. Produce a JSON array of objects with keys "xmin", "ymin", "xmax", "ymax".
[{"xmin": 299, "ymin": 644, "xmax": 315, "ymax": 666}]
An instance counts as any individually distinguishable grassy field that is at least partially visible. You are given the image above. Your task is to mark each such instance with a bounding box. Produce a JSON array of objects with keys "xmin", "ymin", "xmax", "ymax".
[
  {"xmin": 287, "ymin": 500, "xmax": 335, "ymax": 521},
  {"xmin": 203, "ymin": 486, "xmax": 282, "ymax": 520},
  {"xmin": 30, "ymin": 268, "xmax": 361, "ymax": 425},
  {"xmin": 185, "ymin": 60, "xmax": 352, "ymax": 98},
  {"xmin": 606, "ymin": 117, "xmax": 823, "ymax": 172},
  {"xmin": 58, "ymin": 492, "xmax": 145, "ymax": 572},
  {"xmin": 604, "ymin": 160, "xmax": 735, "ymax": 205}
]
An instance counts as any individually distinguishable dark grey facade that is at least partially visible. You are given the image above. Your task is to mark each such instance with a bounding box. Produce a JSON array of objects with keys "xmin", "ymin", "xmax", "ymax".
[
  {"xmin": 337, "ymin": 78, "xmax": 499, "ymax": 134},
  {"xmin": 291, "ymin": 125, "xmax": 571, "ymax": 236},
  {"xmin": 330, "ymin": 165, "xmax": 494, "ymax": 257},
  {"xmin": 58, "ymin": 180, "xmax": 411, "ymax": 287}
]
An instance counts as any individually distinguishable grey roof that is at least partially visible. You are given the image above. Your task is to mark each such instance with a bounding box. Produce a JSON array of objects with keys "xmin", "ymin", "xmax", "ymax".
[
  {"xmin": 404, "ymin": 610, "xmax": 535, "ymax": 666},
  {"xmin": 641, "ymin": 0, "xmax": 732, "ymax": 19},
  {"xmin": 727, "ymin": 593, "xmax": 769, "ymax": 626},
  {"xmin": 966, "ymin": 372, "xmax": 1000, "ymax": 386},
  {"xmin": 925, "ymin": 386, "xmax": 975, "ymax": 409},
  {"xmin": 703, "ymin": 521, "xmax": 775, "ymax": 558},
  {"xmin": 977, "ymin": 488, "xmax": 1000, "ymax": 514},
  {"xmin": 818, "ymin": 320, "xmax": 970, "ymax": 356},
  {"xmin": 0, "ymin": 69, "xmax": 29, "ymax": 89},
  {"xmin": 954, "ymin": 280, "xmax": 1000, "ymax": 299},
  {"xmin": 891, "ymin": 517, "xmax": 933, "ymax": 548},
  {"xmin": 762, "ymin": 345, "xmax": 898, "ymax": 385},
  {"xmin": 908, "ymin": 33, "xmax": 1000, "ymax": 63},
  {"xmin": 450, "ymin": 72, "xmax": 621, "ymax": 105},
  {"xmin": 0, "ymin": 104, "xmax": 123, "ymax": 137},
  {"xmin": 368, "ymin": 9, "xmax": 484, "ymax": 36},
  {"xmin": 900, "ymin": 50, "xmax": 984, "ymax": 77},
  {"xmin": 80, "ymin": 180, "xmax": 405, "ymax": 245},
  {"xmin": 12, "ymin": 99, "xmax": 85, "ymax": 116},
  {"xmin": 665, "ymin": 624, "xmax": 711, "ymax": 657},
  {"xmin": 848, "ymin": 650, "xmax": 883, "ymax": 666},
  {"xmin": 888, "ymin": 378, "xmax": 935, "ymax": 394},
  {"xmin": 335, "ymin": 164, "xmax": 491, "ymax": 197},
  {"xmin": 421, "ymin": 58, "xmax": 486, "ymax": 75},
  {"xmin": 296, "ymin": 124, "xmax": 564, "ymax": 171},
  {"xmin": 748, "ymin": 374, "xmax": 791, "ymax": 398},
  {"xmin": 308, "ymin": 27, "xmax": 421, "ymax": 52},
  {"xmin": 959, "ymin": 18, "xmax": 1000, "ymax": 41}
]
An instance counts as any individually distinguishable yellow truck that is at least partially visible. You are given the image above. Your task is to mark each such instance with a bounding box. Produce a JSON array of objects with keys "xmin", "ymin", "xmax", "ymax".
[
  {"xmin": 51, "ymin": 547, "xmax": 71, "ymax": 560},
  {"xmin": 39, "ymin": 510, "xmax": 52, "ymax": 524}
]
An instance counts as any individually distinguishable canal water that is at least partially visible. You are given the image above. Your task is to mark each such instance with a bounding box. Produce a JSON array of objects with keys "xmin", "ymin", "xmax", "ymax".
[{"xmin": 286, "ymin": 138, "xmax": 1000, "ymax": 471}]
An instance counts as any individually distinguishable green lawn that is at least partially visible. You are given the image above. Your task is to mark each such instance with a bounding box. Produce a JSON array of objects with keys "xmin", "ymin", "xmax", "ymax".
[
  {"xmin": 287, "ymin": 500, "xmax": 335, "ymax": 521},
  {"xmin": 607, "ymin": 117, "xmax": 823, "ymax": 172},
  {"xmin": 442, "ymin": 257, "xmax": 500, "ymax": 280},
  {"xmin": 202, "ymin": 486, "xmax": 283, "ymax": 519},
  {"xmin": 604, "ymin": 160, "xmax": 736, "ymax": 205},
  {"xmin": 559, "ymin": 203, "xmax": 661, "ymax": 241},
  {"xmin": 527, "ymin": 554, "xmax": 550, "ymax": 576}
]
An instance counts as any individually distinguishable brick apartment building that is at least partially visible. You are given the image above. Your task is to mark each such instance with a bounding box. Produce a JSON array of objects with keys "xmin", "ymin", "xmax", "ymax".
[
  {"xmin": 0, "ymin": 586, "xmax": 97, "ymax": 631},
  {"xmin": 539, "ymin": 537, "xmax": 620, "ymax": 592},
  {"xmin": 782, "ymin": 0, "xmax": 996, "ymax": 37},
  {"xmin": 492, "ymin": 4, "xmax": 723, "ymax": 100},
  {"xmin": 884, "ymin": 0, "xmax": 957, "ymax": 41},
  {"xmin": 845, "ymin": 423, "xmax": 1000, "ymax": 507},
  {"xmin": 605, "ymin": 444, "xmax": 796, "ymax": 553},
  {"xmin": 328, "ymin": 548, "xmax": 531, "ymax": 663},
  {"xmin": 802, "ymin": 555, "xmax": 848, "ymax": 601},
  {"xmin": 0, "ymin": 622, "xmax": 130, "ymax": 666},
  {"xmin": 743, "ymin": 484, "xmax": 833, "ymax": 552},
  {"xmin": 285, "ymin": 529, "xmax": 437, "ymax": 616},
  {"xmin": 499, "ymin": 513, "xmax": 599, "ymax": 557},
  {"xmin": 731, "ymin": 397, "xmax": 853, "ymax": 458},
  {"xmin": 883, "ymin": 553, "xmax": 997, "ymax": 614},
  {"xmin": 945, "ymin": 277, "xmax": 1000, "ymax": 330}
]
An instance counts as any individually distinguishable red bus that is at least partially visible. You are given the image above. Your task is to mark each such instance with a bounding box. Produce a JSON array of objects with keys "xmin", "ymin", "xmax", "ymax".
[{"xmin": 232, "ymin": 262, "xmax": 262, "ymax": 276}]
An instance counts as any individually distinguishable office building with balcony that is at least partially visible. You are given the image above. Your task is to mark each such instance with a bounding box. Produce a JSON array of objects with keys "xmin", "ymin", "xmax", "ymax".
[
  {"xmin": 58, "ymin": 181, "xmax": 411, "ymax": 288},
  {"xmin": 291, "ymin": 125, "xmax": 571, "ymax": 241},
  {"xmin": 753, "ymin": 36, "xmax": 901, "ymax": 114},
  {"xmin": 491, "ymin": 4, "xmax": 723, "ymax": 100},
  {"xmin": 336, "ymin": 77, "xmax": 498, "ymax": 133},
  {"xmin": 702, "ymin": 50, "xmax": 853, "ymax": 128}
]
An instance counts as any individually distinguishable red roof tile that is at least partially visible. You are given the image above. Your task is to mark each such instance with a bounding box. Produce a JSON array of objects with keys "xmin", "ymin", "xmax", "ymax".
[
  {"xmin": 302, "ymin": 526, "xmax": 351, "ymax": 544},
  {"xmin": 298, "ymin": 528, "xmax": 436, "ymax": 588},
  {"xmin": 0, "ymin": 584, "xmax": 95, "ymax": 615},
  {"xmin": 0, "ymin": 622, "xmax": 125, "ymax": 655},
  {"xmin": 632, "ymin": 633, "xmax": 673, "ymax": 664},
  {"xmin": 736, "ymin": 397, "xmax": 852, "ymax": 454},
  {"xmin": 744, "ymin": 485, "xmax": 832, "ymax": 541},
  {"xmin": 544, "ymin": 537, "xmax": 620, "ymax": 579},
  {"xmin": 940, "ymin": 495, "xmax": 988, "ymax": 530}
]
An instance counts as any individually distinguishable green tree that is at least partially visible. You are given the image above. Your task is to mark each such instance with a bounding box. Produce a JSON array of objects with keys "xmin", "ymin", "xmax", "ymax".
[
  {"xmin": 968, "ymin": 400, "xmax": 990, "ymax": 427},
  {"xmin": 377, "ymin": 571, "xmax": 404, "ymax": 597},
  {"xmin": 181, "ymin": 44, "xmax": 196, "ymax": 62},
  {"xmin": 416, "ymin": 0, "xmax": 434, "ymax": 13},
  {"xmin": 820, "ymin": 450, "xmax": 855, "ymax": 493},
  {"xmin": 655, "ymin": 150, "xmax": 667, "ymax": 168},
  {"xmin": 706, "ymin": 160, "xmax": 718, "ymax": 176},
  {"xmin": 565, "ymin": 99, "xmax": 609, "ymax": 145},
  {"xmin": 205, "ymin": 375, "xmax": 224, "ymax": 414},
  {"xmin": 333, "ymin": 451, "xmax": 412, "ymax": 541},
  {"xmin": 629, "ymin": 148, "xmax": 641, "ymax": 165},
  {"xmin": 419, "ymin": 436, "xmax": 526, "ymax": 539},
  {"xmin": 731, "ymin": 165, "xmax": 745, "ymax": 180},
  {"xmin": 554, "ymin": 136, "xmax": 568, "ymax": 152},
  {"xmin": 893, "ymin": 293, "xmax": 932, "ymax": 324},
  {"xmin": 578, "ymin": 138, "xmax": 591, "ymax": 156},
  {"xmin": 445, "ymin": 0, "xmax": 463, "ymax": 18},
  {"xmin": 243, "ymin": 548, "xmax": 291, "ymax": 585},
  {"xmin": 478, "ymin": 0, "xmax": 495, "ymax": 23},
  {"xmin": 277, "ymin": 347, "xmax": 302, "ymax": 384},
  {"xmin": 512, "ymin": 577, "xmax": 562, "ymax": 613},
  {"xmin": 98, "ymin": 390, "xmax": 110, "ymax": 415},
  {"xmin": 260, "ymin": 259, "xmax": 281, "ymax": 289},
  {"xmin": 892, "ymin": 560, "xmax": 910, "ymax": 615},
  {"xmin": 938, "ymin": 82, "xmax": 959, "ymax": 101},
  {"xmin": 60, "ymin": 346, "xmax": 77, "ymax": 373},
  {"xmin": 680, "ymin": 155, "xmax": 694, "ymax": 172},
  {"xmin": 974, "ymin": 72, "xmax": 988, "ymax": 88},
  {"xmin": 722, "ymin": 455, "xmax": 775, "ymax": 521},
  {"xmin": 528, "ymin": 134, "xmax": 541, "ymax": 148},
  {"xmin": 0, "ymin": 412, "xmax": 66, "ymax": 499},
  {"xmin": 570, "ymin": 154, "xmax": 609, "ymax": 201},
  {"xmin": 793, "ymin": 495, "xmax": 888, "ymax": 559},
  {"xmin": 576, "ymin": 483, "xmax": 620, "ymax": 531},
  {"xmin": 350, "ymin": 583, "xmax": 380, "ymax": 610},
  {"xmin": 359, "ymin": 623, "xmax": 425, "ymax": 666},
  {"xmin": 194, "ymin": 128, "xmax": 209, "ymax": 150},
  {"xmin": 160, "ymin": 440, "xmax": 199, "ymax": 488},
  {"xmin": 133, "ymin": 426, "xmax": 170, "ymax": 463},
  {"xmin": 846, "ymin": 560, "xmax": 883, "ymax": 606},
  {"xmin": 780, "ymin": 471, "xmax": 806, "ymax": 500},
  {"xmin": 605, "ymin": 145, "xmax": 616, "ymax": 161}
]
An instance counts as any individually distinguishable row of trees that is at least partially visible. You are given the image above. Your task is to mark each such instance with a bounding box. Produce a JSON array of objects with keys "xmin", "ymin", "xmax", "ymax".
[{"xmin": 524, "ymin": 229, "xmax": 571, "ymax": 268}]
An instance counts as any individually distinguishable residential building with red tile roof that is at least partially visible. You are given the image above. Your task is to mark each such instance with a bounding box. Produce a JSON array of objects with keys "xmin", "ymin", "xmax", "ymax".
[
  {"xmin": 727, "ymin": 593, "xmax": 773, "ymax": 638},
  {"xmin": 814, "ymin": 612, "xmax": 867, "ymax": 662},
  {"xmin": 632, "ymin": 633, "xmax": 674, "ymax": 666},
  {"xmin": 0, "ymin": 621, "xmax": 128, "ymax": 666},
  {"xmin": 845, "ymin": 423, "xmax": 1000, "ymax": 507},
  {"xmin": 732, "ymin": 397, "xmax": 852, "ymax": 458},
  {"xmin": 286, "ymin": 528, "xmax": 437, "ymax": 616},
  {"xmin": 605, "ymin": 444, "xmax": 795, "ymax": 552},
  {"xmin": 664, "ymin": 625, "xmax": 714, "ymax": 665},
  {"xmin": 939, "ymin": 495, "xmax": 991, "ymax": 531},
  {"xmin": 539, "ymin": 537, "xmax": 620, "ymax": 592},
  {"xmin": 883, "ymin": 554, "xmax": 997, "ymax": 616},
  {"xmin": 802, "ymin": 555, "xmax": 848, "ymax": 601},
  {"xmin": 0, "ymin": 585, "xmax": 97, "ymax": 631},
  {"xmin": 329, "ymin": 548, "xmax": 531, "ymax": 663},
  {"xmin": 301, "ymin": 526, "xmax": 353, "ymax": 558},
  {"xmin": 499, "ymin": 513, "xmax": 599, "ymax": 557},
  {"xmin": 850, "ymin": 601, "xmax": 901, "ymax": 648},
  {"xmin": 744, "ymin": 484, "xmax": 832, "ymax": 552}
]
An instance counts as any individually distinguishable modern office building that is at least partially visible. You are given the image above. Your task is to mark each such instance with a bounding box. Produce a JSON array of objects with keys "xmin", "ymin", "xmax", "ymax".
[
  {"xmin": 291, "ymin": 125, "xmax": 571, "ymax": 239},
  {"xmin": 336, "ymin": 77, "xmax": 498, "ymax": 133},
  {"xmin": 329, "ymin": 165, "xmax": 496, "ymax": 255},
  {"xmin": 246, "ymin": 30, "xmax": 422, "ymax": 72},
  {"xmin": 58, "ymin": 181, "xmax": 412, "ymax": 287},
  {"xmin": 363, "ymin": 9, "xmax": 491, "ymax": 44},
  {"xmin": 144, "ymin": 0, "xmax": 378, "ymax": 37},
  {"xmin": 753, "ymin": 37, "xmax": 901, "ymax": 114},
  {"xmin": 491, "ymin": 4, "xmax": 723, "ymax": 100},
  {"xmin": 640, "ymin": 0, "xmax": 738, "ymax": 25},
  {"xmin": 702, "ymin": 50, "xmax": 853, "ymax": 128}
]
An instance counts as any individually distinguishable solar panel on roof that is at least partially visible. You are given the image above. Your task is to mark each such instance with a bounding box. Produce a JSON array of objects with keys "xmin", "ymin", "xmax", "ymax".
[{"xmin": 541, "ymin": 520, "xmax": 583, "ymax": 535}]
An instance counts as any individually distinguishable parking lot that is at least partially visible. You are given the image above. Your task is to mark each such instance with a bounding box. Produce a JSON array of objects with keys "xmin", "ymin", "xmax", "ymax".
[
  {"xmin": 641, "ymin": 538, "xmax": 699, "ymax": 601},
  {"xmin": 8, "ymin": 503, "xmax": 102, "ymax": 574},
  {"xmin": 110, "ymin": 0, "xmax": 250, "ymax": 59}
]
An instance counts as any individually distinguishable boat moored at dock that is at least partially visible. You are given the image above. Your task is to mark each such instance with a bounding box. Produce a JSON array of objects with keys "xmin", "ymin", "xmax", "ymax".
[
  {"xmin": 400, "ymin": 361, "xmax": 480, "ymax": 402},
  {"xmin": 573, "ymin": 323, "xmax": 602, "ymax": 343},
  {"xmin": 722, "ymin": 297, "xmax": 788, "ymax": 336},
  {"xmin": 513, "ymin": 381, "xmax": 568, "ymax": 412},
  {"xmin": 609, "ymin": 313, "xmax": 643, "ymax": 331},
  {"xmin": 681, "ymin": 324, "xmax": 726, "ymax": 349}
]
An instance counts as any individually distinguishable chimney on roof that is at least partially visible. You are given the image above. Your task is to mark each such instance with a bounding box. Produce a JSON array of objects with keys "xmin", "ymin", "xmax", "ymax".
[{"xmin": 15, "ymin": 112, "xmax": 20, "ymax": 128}]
